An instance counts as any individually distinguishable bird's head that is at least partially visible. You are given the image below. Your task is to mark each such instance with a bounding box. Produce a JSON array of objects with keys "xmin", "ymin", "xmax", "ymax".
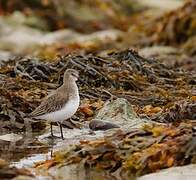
[{"xmin": 64, "ymin": 69, "xmax": 79, "ymax": 82}]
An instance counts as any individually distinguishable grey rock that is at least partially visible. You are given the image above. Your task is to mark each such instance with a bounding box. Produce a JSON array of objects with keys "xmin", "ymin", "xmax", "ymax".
[
  {"xmin": 93, "ymin": 98, "xmax": 154, "ymax": 131},
  {"xmin": 0, "ymin": 50, "xmax": 15, "ymax": 62}
]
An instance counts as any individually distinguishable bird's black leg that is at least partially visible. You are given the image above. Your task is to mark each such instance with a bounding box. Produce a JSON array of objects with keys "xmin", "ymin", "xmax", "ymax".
[
  {"xmin": 59, "ymin": 123, "xmax": 64, "ymax": 140},
  {"xmin": 50, "ymin": 122, "xmax": 54, "ymax": 137}
]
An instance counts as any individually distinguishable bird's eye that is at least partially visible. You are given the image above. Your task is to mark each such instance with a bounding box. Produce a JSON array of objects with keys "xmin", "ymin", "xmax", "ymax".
[{"xmin": 71, "ymin": 73, "xmax": 77, "ymax": 77}]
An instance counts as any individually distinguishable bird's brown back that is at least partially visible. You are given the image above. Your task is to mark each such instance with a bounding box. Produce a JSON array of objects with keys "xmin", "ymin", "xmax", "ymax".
[{"xmin": 27, "ymin": 80, "xmax": 77, "ymax": 118}]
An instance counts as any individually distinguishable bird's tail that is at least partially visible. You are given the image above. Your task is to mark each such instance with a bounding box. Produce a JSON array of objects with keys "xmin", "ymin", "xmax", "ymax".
[{"xmin": 22, "ymin": 113, "xmax": 41, "ymax": 122}]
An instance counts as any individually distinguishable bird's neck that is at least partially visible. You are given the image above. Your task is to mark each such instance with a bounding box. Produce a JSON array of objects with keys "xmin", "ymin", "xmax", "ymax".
[{"xmin": 61, "ymin": 80, "xmax": 78, "ymax": 96}]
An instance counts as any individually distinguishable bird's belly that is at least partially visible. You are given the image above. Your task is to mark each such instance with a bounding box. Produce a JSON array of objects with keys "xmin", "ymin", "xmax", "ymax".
[{"xmin": 38, "ymin": 97, "xmax": 79, "ymax": 122}]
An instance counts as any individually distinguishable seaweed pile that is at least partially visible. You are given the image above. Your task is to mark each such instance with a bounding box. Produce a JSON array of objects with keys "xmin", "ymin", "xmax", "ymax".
[
  {"xmin": 0, "ymin": 48, "xmax": 195, "ymax": 177},
  {"xmin": 149, "ymin": 0, "xmax": 196, "ymax": 45},
  {"xmin": 48, "ymin": 123, "xmax": 195, "ymax": 177},
  {"xmin": 123, "ymin": 0, "xmax": 196, "ymax": 50},
  {"xmin": 0, "ymin": 50, "xmax": 195, "ymax": 132}
]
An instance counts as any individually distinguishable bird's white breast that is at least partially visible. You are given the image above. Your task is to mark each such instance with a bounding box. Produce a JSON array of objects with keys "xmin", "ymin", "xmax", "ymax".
[{"xmin": 37, "ymin": 95, "xmax": 80, "ymax": 122}]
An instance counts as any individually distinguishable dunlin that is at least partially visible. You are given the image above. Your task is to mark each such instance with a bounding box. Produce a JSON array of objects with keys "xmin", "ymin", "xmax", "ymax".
[{"xmin": 27, "ymin": 69, "xmax": 80, "ymax": 139}]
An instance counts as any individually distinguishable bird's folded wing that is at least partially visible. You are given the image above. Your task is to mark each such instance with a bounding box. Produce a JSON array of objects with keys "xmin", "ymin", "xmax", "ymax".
[{"xmin": 27, "ymin": 93, "xmax": 68, "ymax": 117}]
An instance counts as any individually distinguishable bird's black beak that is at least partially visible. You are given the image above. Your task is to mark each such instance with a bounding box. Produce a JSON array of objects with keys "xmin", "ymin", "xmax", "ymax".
[{"xmin": 72, "ymin": 73, "xmax": 79, "ymax": 80}]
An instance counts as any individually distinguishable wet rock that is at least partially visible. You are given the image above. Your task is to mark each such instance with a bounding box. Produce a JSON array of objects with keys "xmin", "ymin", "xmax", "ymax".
[
  {"xmin": 93, "ymin": 98, "xmax": 154, "ymax": 130},
  {"xmin": 138, "ymin": 164, "xmax": 196, "ymax": 180},
  {"xmin": 38, "ymin": 124, "xmax": 103, "ymax": 147},
  {"xmin": 89, "ymin": 119, "xmax": 119, "ymax": 131}
]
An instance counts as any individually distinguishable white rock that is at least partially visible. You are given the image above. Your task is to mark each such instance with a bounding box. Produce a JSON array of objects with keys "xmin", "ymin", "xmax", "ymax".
[
  {"xmin": 138, "ymin": 164, "xmax": 196, "ymax": 180},
  {"xmin": 139, "ymin": 46, "xmax": 178, "ymax": 58}
]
